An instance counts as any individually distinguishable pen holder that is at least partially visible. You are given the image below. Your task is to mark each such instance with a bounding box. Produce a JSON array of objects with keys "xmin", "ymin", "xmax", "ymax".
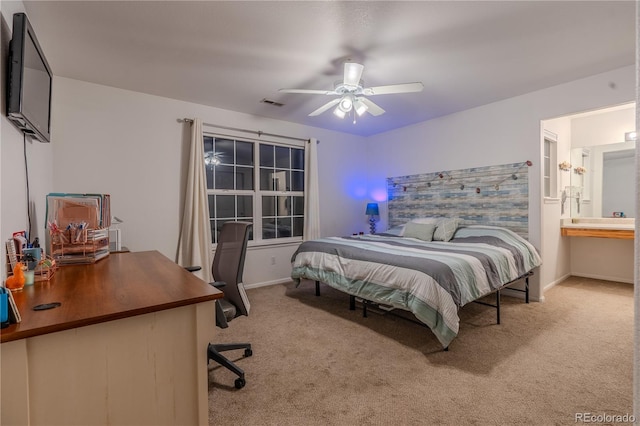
[
  {"xmin": 23, "ymin": 247, "xmax": 41, "ymax": 270},
  {"xmin": 71, "ymin": 227, "xmax": 88, "ymax": 244},
  {"xmin": 49, "ymin": 227, "xmax": 109, "ymax": 266}
]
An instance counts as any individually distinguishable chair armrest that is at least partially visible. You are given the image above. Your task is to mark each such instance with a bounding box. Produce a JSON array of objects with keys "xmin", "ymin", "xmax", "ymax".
[
  {"xmin": 210, "ymin": 281, "xmax": 226, "ymax": 289},
  {"xmin": 184, "ymin": 266, "xmax": 201, "ymax": 273}
]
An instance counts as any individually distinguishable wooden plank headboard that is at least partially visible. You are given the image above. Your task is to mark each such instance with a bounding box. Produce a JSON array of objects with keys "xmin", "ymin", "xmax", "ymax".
[{"xmin": 387, "ymin": 162, "xmax": 531, "ymax": 239}]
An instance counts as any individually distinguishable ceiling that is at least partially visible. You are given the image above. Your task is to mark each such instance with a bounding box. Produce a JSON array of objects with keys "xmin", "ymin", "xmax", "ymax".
[{"xmin": 17, "ymin": 1, "xmax": 636, "ymax": 137}]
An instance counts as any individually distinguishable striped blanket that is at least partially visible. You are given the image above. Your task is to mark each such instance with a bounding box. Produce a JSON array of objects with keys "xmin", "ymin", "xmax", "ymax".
[{"xmin": 291, "ymin": 225, "xmax": 541, "ymax": 347}]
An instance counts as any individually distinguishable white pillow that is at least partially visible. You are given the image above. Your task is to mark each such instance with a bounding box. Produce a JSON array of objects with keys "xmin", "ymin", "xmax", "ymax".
[
  {"xmin": 433, "ymin": 218, "xmax": 461, "ymax": 242},
  {"xmin": 403, "ymin": 222, "xmax": 436, "ymax": 241}
]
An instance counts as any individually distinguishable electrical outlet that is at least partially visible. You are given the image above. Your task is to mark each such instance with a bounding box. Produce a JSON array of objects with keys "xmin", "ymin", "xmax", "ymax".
[{"xmin": 270, "ymin": 256, "xmax": 276, "ymax": 265}]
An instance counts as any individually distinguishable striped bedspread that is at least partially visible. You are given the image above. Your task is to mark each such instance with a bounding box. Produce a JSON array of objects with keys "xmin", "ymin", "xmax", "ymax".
[{"xmin": 291, "ymin": 225, "xmax": 542, "ymax": 347}]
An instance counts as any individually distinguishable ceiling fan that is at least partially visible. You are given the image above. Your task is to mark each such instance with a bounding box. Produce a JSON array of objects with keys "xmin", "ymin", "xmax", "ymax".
[{"xmin": 279, "ymin": 62, "xmax": 424, "ymax": 121}]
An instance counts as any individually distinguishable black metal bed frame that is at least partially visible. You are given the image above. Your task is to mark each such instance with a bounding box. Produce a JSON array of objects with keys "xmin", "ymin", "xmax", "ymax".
[{"xmin": 312, "ymin": 270, "xmax": 533, "ymax": 350}]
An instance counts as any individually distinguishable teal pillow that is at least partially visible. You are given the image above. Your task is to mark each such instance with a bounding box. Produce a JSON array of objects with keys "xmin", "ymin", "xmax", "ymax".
[
  {"xmin": 433, "ymin": 218, "xmax": 460, "ymax": 242},
  {"xmin": 403, "ymin": 222, "xmax": 436, "ymax": 241}
]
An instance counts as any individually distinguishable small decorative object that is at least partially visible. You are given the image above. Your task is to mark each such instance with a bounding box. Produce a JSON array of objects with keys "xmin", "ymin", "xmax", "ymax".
[
  {"xmin": 574, "ymin": 166, "xmax": 587, "ymax": 175},
  {"xmin": 438, "ymin": 173, "xmax": 443, "ymax": 179},
  {"xmin": 365, "ymin": 202, "xmax": 379, "ymax": 234},
  {"xmin": 526, "ymin": 160, "xmax": 533, "ymax": 166},
  {"xmin": 33, "ymin": 256, "xmax": 57, "ymax": 282},
  {"xmin": 558, "ymin": 161, "xmax": 572, "ymax": 171},
  {"xmin": 475, "ymin": 187, "xmax": 481, "ymax": 194},
  {"xmin": 6, "ymin": 262, "xmax": 26, "ymax": 292},
  {"xmin": 459, "ymin": 184, "xmax": 465, "ymax": 190},
  {"xmin": 511, "ymin": 174, "xmax": 518, "ymax": 180}
]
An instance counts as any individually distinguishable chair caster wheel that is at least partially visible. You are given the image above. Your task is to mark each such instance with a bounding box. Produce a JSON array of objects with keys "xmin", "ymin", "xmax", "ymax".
[
  {"xmin": 235, "ymin": 378, "xmax": 246, "ymax": 389},
  {"xmin": 244, "ymin": 348, "xmax": 253, "ymax": 357}
]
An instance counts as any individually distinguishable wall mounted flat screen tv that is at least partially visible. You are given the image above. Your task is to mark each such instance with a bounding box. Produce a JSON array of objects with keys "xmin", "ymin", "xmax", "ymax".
[{"xmin": 7, "ymin": 13, "xmax": 52, "ymax": 143}]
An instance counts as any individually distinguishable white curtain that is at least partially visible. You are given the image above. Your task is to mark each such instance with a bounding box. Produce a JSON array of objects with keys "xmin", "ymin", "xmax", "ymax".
[
  {"xmin": 304, "ymin": 137, "xmax": 321, "ymax": 240},
  {"xmin": 177, "ymin": 118, "xmax": 213, "ymax": 282}
]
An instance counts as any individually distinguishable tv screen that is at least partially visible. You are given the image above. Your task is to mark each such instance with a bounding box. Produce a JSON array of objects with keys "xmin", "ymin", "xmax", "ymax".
[{"xmin": 7, "ymin": 13, "xmax": 52, "ymax": 143}]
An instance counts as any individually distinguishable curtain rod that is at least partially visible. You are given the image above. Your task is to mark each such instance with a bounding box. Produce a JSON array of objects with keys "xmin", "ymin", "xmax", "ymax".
[{"xmin": 179, "ymin": 118, "xmax": 312, "ymax": 143}]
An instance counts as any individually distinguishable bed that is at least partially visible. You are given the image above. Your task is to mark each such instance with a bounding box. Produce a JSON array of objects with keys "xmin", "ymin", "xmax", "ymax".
[{"xmin": 291, "ymin": 224, "xmax": 542, "ymax": 348}]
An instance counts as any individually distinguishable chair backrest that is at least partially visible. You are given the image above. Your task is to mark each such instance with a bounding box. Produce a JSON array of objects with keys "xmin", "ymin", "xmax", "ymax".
[{"xmin": 212, "ymin": 221, "xmax": 252, "ymax": 317}]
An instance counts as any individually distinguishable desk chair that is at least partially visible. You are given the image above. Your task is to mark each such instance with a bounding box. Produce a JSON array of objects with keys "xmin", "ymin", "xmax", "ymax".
[{"xmin": 208, "ymin": 221, "xmax": 253, "ymax": 389}]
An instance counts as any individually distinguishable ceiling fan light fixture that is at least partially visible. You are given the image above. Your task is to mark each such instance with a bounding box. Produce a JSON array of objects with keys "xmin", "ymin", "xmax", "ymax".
[
  {"xmin": 333, "ymin": 106, "xmax": 346, "ymax": 119},
  {"xmin": 339, "ymin": 96, "xmax": 353, "ymax": 112},
  {"xmin": 353, "ymin": 98, "xmax": 368, "ymax": 116}
]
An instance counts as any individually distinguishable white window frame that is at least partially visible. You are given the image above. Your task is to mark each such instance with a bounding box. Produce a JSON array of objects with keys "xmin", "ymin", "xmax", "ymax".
[
  {"xmin": 543, "ymin": 132, "xmax": 558, "ymax": 199},
  {"xmin": 204, "ymin": 132, "xmax": 305, "ymax": 247}
]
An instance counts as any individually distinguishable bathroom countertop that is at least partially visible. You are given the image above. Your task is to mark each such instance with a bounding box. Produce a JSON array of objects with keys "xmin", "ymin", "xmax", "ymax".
[{"xmin": 560, "ymin": 218, "xmax": 635, "ymax": 238}]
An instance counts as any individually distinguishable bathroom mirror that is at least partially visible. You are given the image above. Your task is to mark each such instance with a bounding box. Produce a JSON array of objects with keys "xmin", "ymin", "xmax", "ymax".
[{"xmin": 569, "ymin": 140, "xmax": 636, "ymax": 218}]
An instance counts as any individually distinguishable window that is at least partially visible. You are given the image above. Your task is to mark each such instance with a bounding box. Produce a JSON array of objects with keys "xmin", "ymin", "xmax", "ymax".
[
  {"xmin": 204, "ymin": 135, "xmax": 305, "ymax": 244},
  {"xmin": 543, "ymin": 135, "xmax": 558, "ymax": 198}
]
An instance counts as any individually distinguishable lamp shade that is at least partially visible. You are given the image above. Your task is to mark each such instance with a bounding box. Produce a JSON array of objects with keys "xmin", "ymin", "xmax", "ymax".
[{"xmin": 365, "ymin": 203, "xmax": 379, "ymax": 216}]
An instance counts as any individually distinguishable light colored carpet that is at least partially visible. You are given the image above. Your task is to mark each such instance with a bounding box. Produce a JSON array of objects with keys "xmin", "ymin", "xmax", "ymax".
[{"xmin": 208, "ymin": 276, "xmax": 633, "ymax": 425}]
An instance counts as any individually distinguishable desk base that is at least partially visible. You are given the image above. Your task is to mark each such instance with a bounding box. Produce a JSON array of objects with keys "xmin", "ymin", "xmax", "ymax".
[{"xmin": 2, "ymin": 301, "xmax": 215, "ymax": 425}]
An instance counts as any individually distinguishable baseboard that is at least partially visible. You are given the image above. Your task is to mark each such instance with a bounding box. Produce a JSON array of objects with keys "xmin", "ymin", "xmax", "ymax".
[
  {"xmin": 244, "ymin": 277, "xmax": 292, "ymax": 290},
  {"xmin": 543, "ymin": 273, "xmax": 572, "ymax": 293},
  {"xmin": 569, "ymin": 272, "xmax": 634, "ymax": 284}
]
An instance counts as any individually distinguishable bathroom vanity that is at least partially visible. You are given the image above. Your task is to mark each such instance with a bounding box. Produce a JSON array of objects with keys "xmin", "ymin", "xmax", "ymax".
[
  {"xmin": 560, "ymin": 217, "xmax": 635, "ymax": 284},
  {"xmin": 560, "ymin": 217, "xmax": 634, "ymax": 239}
]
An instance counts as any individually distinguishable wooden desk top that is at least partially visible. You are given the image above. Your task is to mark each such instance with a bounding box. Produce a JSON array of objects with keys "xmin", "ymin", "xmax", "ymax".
[{"xmin": 1, "ymin": 251, "xmax": 222, "ymax": 343}]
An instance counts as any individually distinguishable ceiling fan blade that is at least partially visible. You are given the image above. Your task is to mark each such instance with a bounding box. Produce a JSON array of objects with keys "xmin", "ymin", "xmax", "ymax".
[
  {"xmin": 308, "ymin": 98, "xmax": 341, "ymax": 116},
  {"xmin": 343, "ymin": 62, "xmax": 364, "ymax": 87},
  {"xmin": 360, "ymin": 97, "xmax": 385, "ymax": 116},
  {"xmin": 363, "ymin": 82, "xmax": 424, "ymax": 96},
  {"xmin": 279, "ymin": 88, "xmax": 338, "ymax": 95}
]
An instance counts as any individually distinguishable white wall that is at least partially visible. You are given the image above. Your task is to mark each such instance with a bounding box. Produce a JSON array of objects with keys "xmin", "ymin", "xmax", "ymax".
[
  {"xmin": 365, "ymin": 65, "xmax": 636, "ymax": 301},
  {"xmin": 1, "ymin": 2, "xmax": 54, "ymax": 282},
  {"xmin": 51, "ymin": 77, "xmax": 367, "ymax": 286},
  {"xmin": 571, "ymin": 106, "xmax": 636, "ymax": 148}
]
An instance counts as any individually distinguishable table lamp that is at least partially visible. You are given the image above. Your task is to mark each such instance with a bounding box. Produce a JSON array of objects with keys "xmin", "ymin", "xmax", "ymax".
[{"xmin": 365, "ymin": 202, "xmax": 379, "ymax": 234}]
